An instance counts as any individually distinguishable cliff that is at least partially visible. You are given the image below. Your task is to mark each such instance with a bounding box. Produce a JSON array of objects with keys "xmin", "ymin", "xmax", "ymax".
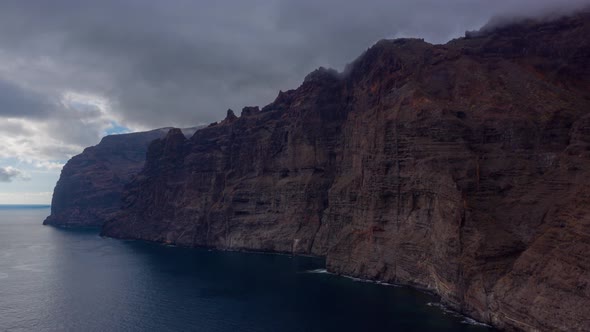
[
  {"xmin": 44, "ymin": 128, "xmax": 199, "ymax": 227},
  {"xmin": 97, "ymin": 13, "xmax": 590, "ymax": 331}
]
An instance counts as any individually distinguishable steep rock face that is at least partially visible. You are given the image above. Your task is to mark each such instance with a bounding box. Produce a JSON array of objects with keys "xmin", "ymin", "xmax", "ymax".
[
  {"xmin": 101, "ymin": 13, "xmax": 590, "ymax": 331},
  {"xmin": 44, "ymin": 128, "xmax": 198, "ymax": 227}
]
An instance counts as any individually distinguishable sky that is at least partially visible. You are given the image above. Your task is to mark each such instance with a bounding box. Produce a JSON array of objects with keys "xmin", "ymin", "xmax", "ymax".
[{"xmin": 1, "ymin": 0, "xmax": 589, "ymax": 204}]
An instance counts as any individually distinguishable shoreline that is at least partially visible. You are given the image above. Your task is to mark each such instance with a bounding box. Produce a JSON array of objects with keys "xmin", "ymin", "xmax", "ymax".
[{"xmin": 95, "ymin": 228, "xmax": 496, "ymax": 330}]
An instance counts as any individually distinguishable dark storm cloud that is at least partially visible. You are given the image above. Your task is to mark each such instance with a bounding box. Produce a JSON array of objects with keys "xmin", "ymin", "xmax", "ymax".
[
  {"xmin": 0, "ymin": 0, "xmax": 589, "ymax": 165},
  {"xmin": 0, "ymin": 79, "xmax": 54, "ymax": 118},
  {"xmin": 0, "ymin": 0, "xmax": 296, "ymax": 127}
]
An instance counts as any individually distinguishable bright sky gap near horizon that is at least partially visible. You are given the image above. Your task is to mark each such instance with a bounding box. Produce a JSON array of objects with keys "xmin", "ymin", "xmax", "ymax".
[{"xmin": 1, "ymin": 0, "xmax": 589, "ymax": 204}]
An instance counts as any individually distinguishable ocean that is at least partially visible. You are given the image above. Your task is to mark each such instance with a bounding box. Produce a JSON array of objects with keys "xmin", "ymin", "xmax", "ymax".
[{"xmin": 0, "ymin": 205, "xmax": 493, "ymax": 331}]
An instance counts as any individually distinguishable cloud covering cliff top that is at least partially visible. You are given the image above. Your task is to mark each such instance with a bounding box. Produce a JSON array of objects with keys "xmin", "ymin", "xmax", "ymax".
[{"xmin": 1, "ymin": 0, "xmax": 589, "ymax": 202}]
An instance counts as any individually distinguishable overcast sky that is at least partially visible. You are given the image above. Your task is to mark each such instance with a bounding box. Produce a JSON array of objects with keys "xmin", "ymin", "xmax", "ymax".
[{"xmin": 1, "ymin": 0, "xmax": 589, "ymax": 204}]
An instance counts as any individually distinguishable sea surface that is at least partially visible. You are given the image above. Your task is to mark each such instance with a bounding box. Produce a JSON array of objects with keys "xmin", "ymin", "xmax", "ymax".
[{"xmin": 0, "ymin": 205, "xmax": 494, "ymax": 331}]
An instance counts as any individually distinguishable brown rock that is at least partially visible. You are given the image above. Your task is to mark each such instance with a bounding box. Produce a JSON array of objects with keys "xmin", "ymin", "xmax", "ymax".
[
  {"xmin": 95, "ymin": 12, "xmax": 590, "ymax": 331},
  {"xmin": 220, "ymin": 109, "xmax": 238, "ymax": 125},
  {"xmin": 241, "ymin": 106, "xmax": 260, "ymax": 117},
  {"xmin": 44, "ymin": 127, "xmax": 199, "ymax": 227}
]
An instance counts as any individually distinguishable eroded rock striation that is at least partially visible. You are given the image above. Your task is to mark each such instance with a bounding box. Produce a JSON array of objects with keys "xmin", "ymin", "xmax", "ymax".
[
  {"xmin": 44, "ymin": 128, "xmax": 199, "ymax": 227},
  {"xmin": 83, "ymin": 13, "xmax": 589, "ymax": 331}
]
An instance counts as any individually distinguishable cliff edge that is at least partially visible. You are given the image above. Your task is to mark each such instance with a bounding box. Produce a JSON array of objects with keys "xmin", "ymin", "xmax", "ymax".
[
  {"xmin": 43, "ymin": 128, "xmax": 199, "ymax": 227},
  {"xmin": 55, "ymin": 12, "xmax": 590, "ymax": 331}
]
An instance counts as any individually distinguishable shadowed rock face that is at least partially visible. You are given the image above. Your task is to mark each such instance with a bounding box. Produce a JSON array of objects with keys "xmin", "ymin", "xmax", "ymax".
[
  {"xmin": 98, "ymin": 13, "xmax": 590, "ymax": 331},
  {"xmin": 43, "ymin": 128, "xmax": 200, "ymax": 227}
]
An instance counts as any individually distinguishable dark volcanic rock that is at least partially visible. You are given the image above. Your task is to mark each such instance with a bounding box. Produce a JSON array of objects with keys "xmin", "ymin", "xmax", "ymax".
[
  {"xmin": 100, "ymin": 13, "xmax": 590, "ymax": 331},
  {"xmin": 240, "ymin": 106, "xmax": 260, "ymax": 117},
  {"xmin": 43, "ymin": 128, "xmax": 193, "ymax": 227}
]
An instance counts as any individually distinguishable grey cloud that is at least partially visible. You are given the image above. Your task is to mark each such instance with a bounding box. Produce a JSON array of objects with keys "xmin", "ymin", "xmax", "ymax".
[
  {"xmin": 0, "ymin": 120, "xmax": 33, "ymax": 136},
  {"xmin": 0, "ymin": 79, "xmax": 113, "ymax": 161},
  {"xmin": 0, "ymin": 0, "xmax": 589, "ymax": 165},
  {"xmin": 276, "ymin": 0, "xmax": 590, "ymax": 68},
  {"xmin": 0, "ymin": 166, "xmax": 28, "ymax": 182},
  {"xmin": 0, "ymin": 0, "xmax": 294, "ymax": 127},
  {"xmin": 0, "ymin": 79, "xmax": 54, "ymax": 118}
]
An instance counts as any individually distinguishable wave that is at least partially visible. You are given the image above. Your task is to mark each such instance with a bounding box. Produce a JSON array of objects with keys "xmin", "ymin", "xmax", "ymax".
[
  {"xmin": 304, "ymin": 269, "xmax": 401, "ymax": 287},
  {"xmin": 305, "ymin": 269, "xmax": 490, "ymax": 327},
  {"xmin": 341, "ymin": 275, "xmax": 402, "ymax": 287},
  {"xmin": 306, "ymin": 268, "xmax": 329, "ymax": 274},
  {"xmin": 427, "ymin": 302, "xmax": 491, "ymax": 327}
]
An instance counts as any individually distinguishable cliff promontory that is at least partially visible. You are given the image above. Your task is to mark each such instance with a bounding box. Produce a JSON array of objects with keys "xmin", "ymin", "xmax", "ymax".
[
  {"xmin": 51, "ymin": 12, "xmax": 590, "ymax": 331},
  {"xmin": 44, "ymin": 128, "xmax": 198, "ymax": 227}
]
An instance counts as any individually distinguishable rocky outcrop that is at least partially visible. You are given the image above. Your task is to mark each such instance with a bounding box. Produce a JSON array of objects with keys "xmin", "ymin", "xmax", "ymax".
[
  {"xmin": 44, "ymin": 128, "xmax": 199, "ymax": 227},
  {"xmin": 99, "ymin": 13, "xmax": 590, "ymax": 331}
]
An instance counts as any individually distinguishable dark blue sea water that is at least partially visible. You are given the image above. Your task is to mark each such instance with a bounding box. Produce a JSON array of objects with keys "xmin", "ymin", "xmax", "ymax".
[{"xmin": 0, "ymin": 206, "xmax": 494, "ymax": 331}]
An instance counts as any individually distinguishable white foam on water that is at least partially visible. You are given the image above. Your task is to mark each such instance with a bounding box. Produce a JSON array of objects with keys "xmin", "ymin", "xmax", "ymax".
[
  {"xmin": 305, "ymin": 272, "xmax": 490, "ymax": 326},
  {"xmin": 303, "ymin": 269, "xmax": 401, "ymax": 287},
  {"xmin": 427, "ymin": 302, "xmax": 491, "ymax": 327},
  {"xmin": 427, "ymin": 302, "xmax": 452, "ymax": 312},
  {"xmin": 306, "ymin": 268, "xmax": 329, "ymax": 274},
  {"xmin": 341, "ymin": 275, "xmax": 402, "ymax": 287},
  {"xmin": 461, "ymin": 317, "xmax": 492, "ymax": 327}
]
